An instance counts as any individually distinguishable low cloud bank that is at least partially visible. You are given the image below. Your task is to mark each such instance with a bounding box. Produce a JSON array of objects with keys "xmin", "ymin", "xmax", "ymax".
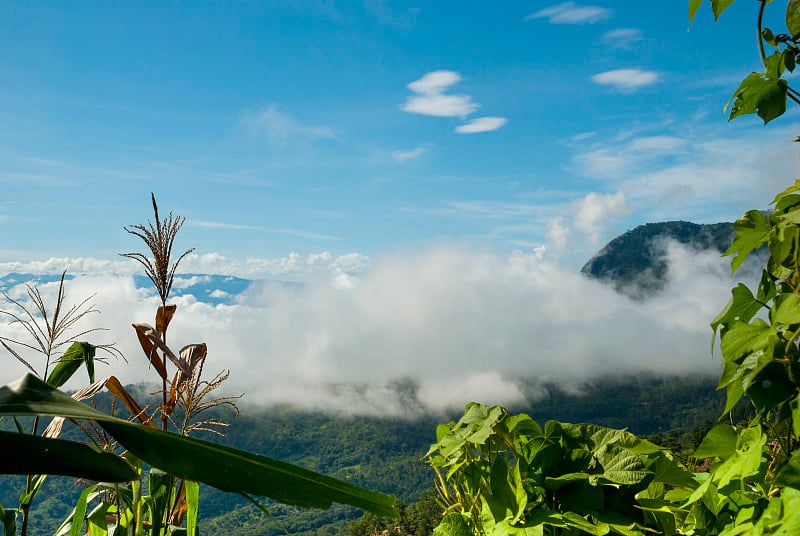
[{"xmin": 0, "ymin": 242, "xmax": 744, "ymax": 416}]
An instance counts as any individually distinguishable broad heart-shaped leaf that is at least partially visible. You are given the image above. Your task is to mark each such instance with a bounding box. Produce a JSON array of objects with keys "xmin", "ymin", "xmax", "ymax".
[
  {"xmin": 0, "ymin": 430, "xmax": 136, "ymax": 482},
  {"xmin": 726, "ymin": 71, "xmax": 788, "ymax": 124},
  {"xmin": 719, "ymin": 318, "xmax": 776, "ymax": 364},
  {"xmin": 711, "ymin": 284, "xmax": 763, "ymax": 351},
  {"xmin": 695, "ymin": 424, "xmax": 737, "ymax": 460},
  {"xmin": 0, "ymin": 374, "xmax": 397, "ymax": 518},
  {"xmin": 712, "ymin": 425, "xmax": 766, "ymax": 489},
  {"xmin": 433, "ymin": 512, "xmax": 473, "ymax": 536},
  {"xmin": 771, "ymin": 293, "xmax": 800, "ymax": 325},
  {"xmin": 772, "ymin": 179, "xmax": 800, "ymax": 206},
  {"xmin": 725, "ymin": 210, "xmax": 770, "ymax": 273}
]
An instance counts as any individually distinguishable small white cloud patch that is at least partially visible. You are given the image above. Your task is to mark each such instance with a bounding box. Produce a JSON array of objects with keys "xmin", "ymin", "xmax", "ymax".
[
  {"xmin": 455, "ymin": 116, "xmax": 508, "ymax": 134},
  {"xmin": 591, "ymin": 69, "xmax": 659, "ymax": 92},
  {"xmin": 392, "ymin": 146, "xmax": 428, "ymax": 162},
  {"xmin": 527, "ymin": 2, "xmax": 613, "ymax": 24},
  {"xmin": 243, "ymin": 105, "xmax": 336, "ymax": 141}
]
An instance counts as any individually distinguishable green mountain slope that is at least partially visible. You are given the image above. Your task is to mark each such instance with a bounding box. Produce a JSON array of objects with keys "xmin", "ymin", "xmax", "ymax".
[{"xmin": 581, "ymin": 221, "xmax": 734, "ymax": 297}]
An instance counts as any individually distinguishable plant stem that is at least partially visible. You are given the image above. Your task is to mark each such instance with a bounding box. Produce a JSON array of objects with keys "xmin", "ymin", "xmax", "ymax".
[{"xmin": 758, "ymin": 0, "xmax": 767, "ymax": 66}]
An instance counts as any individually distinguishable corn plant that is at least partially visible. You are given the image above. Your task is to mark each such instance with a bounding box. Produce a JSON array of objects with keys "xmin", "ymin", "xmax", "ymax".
[{"xmin": 0, "ymin": 194, "xmax": 398, "ymax": 535}]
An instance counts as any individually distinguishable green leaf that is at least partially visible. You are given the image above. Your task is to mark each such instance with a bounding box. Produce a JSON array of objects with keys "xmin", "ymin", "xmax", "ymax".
[
  {"xmin": 775, "ymin": 449, "xmax": 800, "ymax": 488},
  {"xmin": 763, "ymin": 27, "xmax": 777, "ymax": 46},
  {"xmin": 185, "ymin": 480, "xmax": 199, "ymax": 536},
  {"xmin": 433, "ymin": 512, "xmax": 473, "ymax": 536},
  {"xmin": 713, "ymin": 425, "xmax": 766, "ymax": 489},
  {"xmin": 773, "ymin": 293, "xmax": 800, "ymax": 325},
  {"xmin": 0, "ymin": 374, "xmax": 398, "ymax": 518},
  {"xmin": 711, "ymin": 0, "xmax": 736, "ymax": 20},
  {"xmin": 148, "ymin": 468, "xmax": 171, "ymax": 535},
  {"xmin": 688, "ymin": 0, "xmax": 704, "ymax": 24},
  {"xmin": 1, "ymin": 507, "xmax": 16, "ymax": 536},
  {"xmin": 720, "ymin": 319, "xmax": 776, "ymax": 364},
  {"xmin": 788, "ymin": 0, "xmax": 800, "ymax": 38},
  {"xmin": 695, "ymin": 424, "xmax": 737, "ymax": 460},
  {"xmin": 725, "ymin": 210, "xmax": 770, "ymax": 273},
  {"xmin": 46, "ymin": 342, "xmax": 96, "ymax": 389},
  {"xmin": 0, "ymin": 430, "xmax": 136, "ymax": 482},
  {"xmin": 772, "ymin": 179, "xmax": 800, "ymax": 206},
  {"xmin": 53, "ymin": 485, "xmax": 97, "ymax": 536},
  {"xmin": 726, "ymin": 72, "xmax": 788, "ymax": 124},
  {"xmin": 711, "ymin": 284, "xmax": 763, "ymax": 351}
]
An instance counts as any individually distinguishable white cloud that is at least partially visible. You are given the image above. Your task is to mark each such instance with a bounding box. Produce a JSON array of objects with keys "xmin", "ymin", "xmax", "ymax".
[
  {"xmin": 243, "ymin": 105, "xmax": 336, "ymax": 141},
  {"xmin": 570, "ymin": 124, "xmax": 800, "ymax": 224},
  {"xmin": 392, "ymin": 146, "xmax": 428, "ymax": 162},
  {"xmin": 402, "ymin": 70, "xmax": 478, "ymax": 117},
  {"xmin": 572, "ymin": 191, "xmax": 629, "ymax": 242},
  {"xmin": 455, "ymin": 116, "xmax": 508, "ymax": 134},
  {"xmin": 0, "ymin": 252, "xmax": 371, "ymax": 281},
  {"xmin": 543, "ymin": 192, "xmax": 629, "ymax": 249},
  {"xmin": 591, "ymin": 69, "xmax": 659, "ymax": 92},
  {"xmin": 0, "ymin": 243, "xmax": 742, "ymax": 415},
  {"xmin": 546, "ymin": 217, "xmax": 571, "ymax": 250},
  {"xmin": 601, "ymin": 28, "xmax": 643, "ymax": 49},
  {"xmin": 574, "ymin": 135, "xmax": 688, "ymax": 178},
  {"xmin": 527, "ymin": 2, "xmax": 613, "ymax": 24}
]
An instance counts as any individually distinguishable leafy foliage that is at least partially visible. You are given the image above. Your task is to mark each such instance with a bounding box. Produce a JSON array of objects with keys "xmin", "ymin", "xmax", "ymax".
[{"xmin": 427, "ymin": 3, "xmax": 800, "ymax": 534}]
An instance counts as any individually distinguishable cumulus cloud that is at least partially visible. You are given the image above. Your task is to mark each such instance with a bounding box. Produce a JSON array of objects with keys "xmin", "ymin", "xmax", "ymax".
[
  {"xmin": 573, "ymin": 192, "xmax": 629, "ymax": 242},
  {"xmin": 392, "ymin": 146, "xmax": 428, "ymax": 162},
  {"xmin": 242, "ymin": 105, "xmax": 336, "ymax": 141},
  {"xmin": 591, "ymin": 69, "xmax": 659, "ymax": 92},
  {"xmin": 526, "ymin": 2, "xmax": 613, "ymax": 24},
  {"xmin": 545, "ymin": 192, "xmax": 629, "ymax": 251},
  {"xmin": 455, "ymin": 117, "xmax": 508, "ymax": 134},
  {"xmin": 0, "ymin": 243, "xmax": 744, "ymax": 416},
  {"xmin": 402, "ymin": 70, "xmax": 478, "ymax": 117}
]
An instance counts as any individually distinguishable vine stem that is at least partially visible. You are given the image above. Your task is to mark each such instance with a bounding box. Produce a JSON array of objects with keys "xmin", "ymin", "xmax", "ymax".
[{"xmin": 758, "ymin": 0, "xmax": 767, "ymax": 66}]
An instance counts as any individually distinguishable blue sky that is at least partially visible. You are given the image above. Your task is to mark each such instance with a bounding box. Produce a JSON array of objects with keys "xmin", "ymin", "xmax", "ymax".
[
  {"xmin": 1, "ymin": 0, "xmax": 797, "ymax": 278},
  {"xmin": 3, "ymin": 1, "xmax": 799, "ymax": 411}
]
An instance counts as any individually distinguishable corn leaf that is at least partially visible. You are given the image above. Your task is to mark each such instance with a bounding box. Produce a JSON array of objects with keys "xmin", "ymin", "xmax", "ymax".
[
  {"xmin": 0, "ymin": 374, "xmax": 397, "ymax": 518},
  {"xmin": 0, "ymin": 431, "xmax": 135, "ymax": 482}
]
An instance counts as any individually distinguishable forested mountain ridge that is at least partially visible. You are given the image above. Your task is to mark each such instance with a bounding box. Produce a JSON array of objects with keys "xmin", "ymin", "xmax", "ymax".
[
  {"xmin": 0, "ymin": 220, "xmax": 742, "ymax": 535},
  {"xmin": 581, "ymin": 221, "xmax": 735, "ymax": 297}
]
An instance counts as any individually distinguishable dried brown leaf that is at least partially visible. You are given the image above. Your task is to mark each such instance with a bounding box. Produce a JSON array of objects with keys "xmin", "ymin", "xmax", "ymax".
[
  {"xmin": 156, "ymin": 304, "xmax": 177, "ymax": 335},
  {"xmin": 131, "ymin": 322, "xmax": 187, "ymax": 376}
]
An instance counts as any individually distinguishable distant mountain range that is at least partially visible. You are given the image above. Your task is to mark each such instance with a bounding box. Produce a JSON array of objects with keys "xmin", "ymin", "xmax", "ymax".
[
  {"xmin": 0, "ymin": 221, "xmax": 739, "ymax": 304},
  {"xmin": 0, "ymin": 273, "xmax": 264, "ymax": 306},
  {"xmin": 581, "ymin": 221, "xmax": 735, "ymax": 297}
]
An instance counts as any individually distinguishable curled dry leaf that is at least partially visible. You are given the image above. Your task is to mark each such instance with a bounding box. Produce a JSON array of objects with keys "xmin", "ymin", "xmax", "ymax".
[
  {"xmin": 132, "ymin": 323, "xmax": 188, "ymax": 376},
  {"xmin": 156, "ymin": 304, "xmax": 177, "ymax": 336},
  {"xmin": 43, "ymin": 375, "xmax": 156, "ymax": 438},
  {"xmin": 167, "ymin": 343, "xmax": 208, "ymax": 414}
]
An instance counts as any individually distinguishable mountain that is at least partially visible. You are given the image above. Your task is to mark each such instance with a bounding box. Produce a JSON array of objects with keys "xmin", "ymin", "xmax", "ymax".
[
  {"xmin": 581, "ymin": 221, "xmax": 735, "ymax": 297},
  {"xmin": 0, "ymin": 273, "xmax": 255, "ymax": 306}
]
